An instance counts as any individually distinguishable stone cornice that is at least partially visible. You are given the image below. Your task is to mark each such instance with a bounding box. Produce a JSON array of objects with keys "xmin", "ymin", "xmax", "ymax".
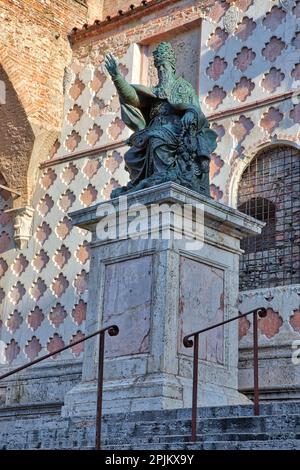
[
  {"xmin": 207, "ymin": 90, "xmax": 298, "ymax": 122},
  {"xmin": 68, "ymin": 0, "xmax": 213, "ymax": 45}
]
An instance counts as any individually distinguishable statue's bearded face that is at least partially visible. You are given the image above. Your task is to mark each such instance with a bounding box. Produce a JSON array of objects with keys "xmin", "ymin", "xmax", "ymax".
[{"xmin": 156, "ymin": 61, "xmax": 175, "ymax": 86}]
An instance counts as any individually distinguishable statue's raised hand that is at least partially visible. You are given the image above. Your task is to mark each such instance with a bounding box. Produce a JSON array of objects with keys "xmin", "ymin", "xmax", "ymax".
[{"xmin": 104, "ymin": 53, "xmax": 120, "ymax": 79}]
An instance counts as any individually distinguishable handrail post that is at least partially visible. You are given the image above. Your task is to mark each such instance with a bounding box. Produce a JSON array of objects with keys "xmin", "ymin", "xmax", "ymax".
[
  {"xmin": 183, "ymin": 307, "xmax": 266, "ymax": 443},
  {"xmin": 191, "ymin": 333, "xmax": 199, "ymax": 442},
  {"xmin": 95, "ymin": 331, "xmax": 105, "ymax": 450},
  {"xmin": 0, "ymin": 323, "xmax": 119, "ymax": 451},
  {"xmin": 253, "ymin": 310, "xmax": 260, "ymax": 416}
]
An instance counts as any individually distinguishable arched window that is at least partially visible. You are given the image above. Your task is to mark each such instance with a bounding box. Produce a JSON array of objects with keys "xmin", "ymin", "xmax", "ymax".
[{"xmin": 238, "ymin": 145, "xmax": 300, "ymax": 290}]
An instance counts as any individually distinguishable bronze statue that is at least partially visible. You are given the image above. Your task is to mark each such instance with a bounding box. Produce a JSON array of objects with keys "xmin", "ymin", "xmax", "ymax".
[{"xmin": 105, "ymin": 42, "xmax": 217, "ymax": 198}]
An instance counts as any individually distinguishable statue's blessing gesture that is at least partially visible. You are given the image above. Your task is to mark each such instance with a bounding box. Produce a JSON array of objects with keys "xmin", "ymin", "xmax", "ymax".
[{"xmin": 104, "ymin": 42, "xmax": 217, "ymax": 198}]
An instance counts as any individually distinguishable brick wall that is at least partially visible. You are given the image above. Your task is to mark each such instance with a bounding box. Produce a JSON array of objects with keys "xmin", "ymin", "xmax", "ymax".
[
  {"xmin": 102, "ymin": 0, "xmax": 141, "ymax": 18},
  {"xmin": 0, "ymin": 0, "xmax": 88, "ymax": 205},
  {"xmin": 0, "ymin": 0, "xmax": 88, "ymax": 131}
]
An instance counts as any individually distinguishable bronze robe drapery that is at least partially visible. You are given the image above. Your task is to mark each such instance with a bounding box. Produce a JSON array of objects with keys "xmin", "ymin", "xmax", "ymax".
[{"xmin": 118, "ymin": 78, "xmax": 217, "ymax": 185}]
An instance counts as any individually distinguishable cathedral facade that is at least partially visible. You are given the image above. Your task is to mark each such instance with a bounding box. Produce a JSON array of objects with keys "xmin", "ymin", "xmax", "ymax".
[{"xmin": 0, "ymin": 0, "xmax": 300, "ymax": 412}]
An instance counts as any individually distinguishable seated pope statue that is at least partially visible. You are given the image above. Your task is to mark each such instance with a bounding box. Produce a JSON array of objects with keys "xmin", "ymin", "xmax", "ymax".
[{"xmin": 104, "ymin": 42, "xmax": 217, "ymax": 197}]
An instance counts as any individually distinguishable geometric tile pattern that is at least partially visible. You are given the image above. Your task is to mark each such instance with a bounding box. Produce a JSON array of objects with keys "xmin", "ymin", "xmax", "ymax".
[
  {"xmin": 0, "ymin": 144, "xmax": 128, "ymax": 365},
  {"xmin": 200, "ymin": 0, "xmax": 300, "ymax": 202},
  {"xmin": 1, "ymin": 1, "xmax": 300, "ymax": 367}
]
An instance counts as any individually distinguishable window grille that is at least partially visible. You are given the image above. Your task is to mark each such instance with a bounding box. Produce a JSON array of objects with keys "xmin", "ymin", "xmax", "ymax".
[{"xmin": 238, "ymin": 145, "xmax": 300, "ymax": 290}]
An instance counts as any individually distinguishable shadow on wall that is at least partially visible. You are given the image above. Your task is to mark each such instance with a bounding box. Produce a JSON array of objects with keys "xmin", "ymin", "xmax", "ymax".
[{"xmin": 0, "ymin": 64, "xmax": 34, "ymax": 208}]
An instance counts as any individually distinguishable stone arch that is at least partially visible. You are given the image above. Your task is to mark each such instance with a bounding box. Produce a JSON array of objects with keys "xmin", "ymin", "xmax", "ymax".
[{"xmin": 227, "ymin": 139, "xmax": 300, "ymax": 209}]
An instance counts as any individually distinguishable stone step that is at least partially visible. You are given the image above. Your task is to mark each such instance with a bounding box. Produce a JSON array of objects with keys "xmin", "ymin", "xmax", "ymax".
[
  {"xmin": 103, "ymin": 415, "xmax": 300, "ymax": 437},
  {"xmin": 0, "ymin": 402, "xmax": 62, "ymax": 420},
  {"xmin": 102, "ymin": 401, "xmax": 300, "ymax": 423},
  {"xmin": 1, "ymin": 401, "xmax": 300, "ymax": 450},
  {"xmin": 103, "ymin": 439, "xmax": 300, "ymax": 451},
  {"xmin": 101, "ymin": 431, "xmax": 299, "ymax": 446}
]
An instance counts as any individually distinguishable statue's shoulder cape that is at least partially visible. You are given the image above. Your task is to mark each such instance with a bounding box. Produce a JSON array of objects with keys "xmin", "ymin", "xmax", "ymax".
[{"xmin": 131, "ymin": 78, "xmax": 197, "ymax": 107}]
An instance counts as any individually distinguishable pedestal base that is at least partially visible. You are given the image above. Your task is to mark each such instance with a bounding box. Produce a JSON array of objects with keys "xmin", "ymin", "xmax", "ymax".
[
  {"xmin": 62, "ymin": 373, "xmax": 250, "ymax": 417},
  {"xmin": 63, "ymin": 183, "xmax": 262, "ymax": 417}
]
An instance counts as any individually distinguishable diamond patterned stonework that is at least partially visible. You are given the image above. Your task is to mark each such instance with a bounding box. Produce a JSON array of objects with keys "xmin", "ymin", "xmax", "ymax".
[
  {"xmin": 74, "ymin": 270, "xmax": 88, "ymax": 295},
  {"xmin": 67, "ymin": 104, "xmax": 83, "ymax": 125},
  {"xmin": 290, "ymin": 308, "xmax": 300, "ymax": 333},
  {"xmin": 230, "ymin": 115, "xmax": 254, "ymax": 144},
  {"xmin": 290, "ymin": 103, "xmax": 300, "ymax": 124},
  {"xmin": 108, "ymin": 117, "xmax": 125, "ymax": 140},
  {"xmin": 27, "ymin": 307, "xmax": 44, "ymax": 331},
  {"xmin": 53, "ymin": 245, "xmax": 71, "ymax": 269},
  {"xmin": 40, "ymin": 168, "xmax": 57, "ymax": 190},
  {"xmin": 82, "ymin": 159, "xmax": 100, "ymax": 179},
  {"xmin": 263, "ymin": 6, "xmax": 286, "ymax": 32},
  {"xmin": 9, "ymin": 282, "xmax": 26, "ymax": 305},
  {"xmin": 0, "ymin": 258, "xmax": 8, "ymax": 278},
  {"xmin": 69, "ymin": 79, "xmax": 85, "ymax": 101},
  {"xmin": 12, "ymin": 254, "xmax": 29, "ymax": 277},
  {"xmin": 232, "ymin": 77, "xmax": 255, "ymax": 102},
  {"xmin": 235, "ymin": 16, "xmax": 256, "ymax": 40},
  {"xmin": 30, "ymin": 278, "xmax": 47, "ymax": 302},
  {"xmin": 6, "ymin": 310, "xmax": 23, "ymax": 334},
  {"xmin": 210, "ymin": 154, "xmax": 225, "ymax": 179},
  {"xmin": 49, "ymin": 304, "xmax": 67, "ymax": 328},
  {"xmin": 58, "ymin": 190, "xmax": 76, "ymax": 212},
  {"xmin": 88, "ymin": 97, "xmax": 106, "ymax": 119},
  {"xmin": 72, "ymin": 300, "xmax": 86, "ymax": 326},
  {"xmin": 55, "ymin": 218, "xmax": 72, "ymax": 241},
  {"xmin": 239, "ymin": 315, "xmax": 251, "ymax": 340},
  {"xmin": 70, "ymin": 331, "xmax": 85, "ymax": 357},
  {"xmin": 102, "ymin": 178, "xmax": 120, "ymax": 200},
  {"xmin": 260, "ymin": 107, "xmax": 283, "ymax": 133},
  {"xmin": 51, "ymin": 273, "xmax": 69, "ymax": 298},
  {"xmin": 47, "ymin": 334, "xmax": 65, "ymax": 359},
  {"xmin": 90, "ymin": 69, "xmax": 106, "ymax": 93},
  {"xmin": 206, "ymin": 56, "xmax": 228, "ymax": 81},
  {"xmin": 65, "ymin": 131, "xmax": 81, "ymax": 152},
  {"xmin": 104, "ymin": 151, "xmax": 123, "ymax": 174},
  {"xmin": 86, "ymin": 124, "xmax": 103, "ymax": 147},
  {"xmin": 25, "ymin": 337, "xmax": 42, "ymax": 361},
  {"xmin": 35, "ymin": 222, "xmax": 52, "ymax": 245},
  {"xmin": 262, "ymin": 37, "xmax": 285, "ymax": 62},
  {"xmin": 211, "ymin": 123, "xmax": 225, "ymax": 142},
  {"xmin": 258, "ymin": 308, "xmax": 283, "ymax": 339},
  {"xmin": 61, "ymin": 163, "xmax": 78, "ymax": 185},
  {"xmin": 32, "ymin": 250, "xmax": 49, "ymax": 273},
  {"xmin": 205, "ymin": 86, "xmax": 226, "ymax": 109},
  {"xmin": 0, "ymin": 0, "xmax": 299, "ymax": 410},
  {"xmin": 75, "ymin": 242, "xmax": 90, "ymax": 265},
  {"xmin": 5, "ymin": 339, "xmax": 20, "ymax": 364},
  {"xmin": 261, "ymin": 67, "xmax": 285, "ymax": 92},
  {"xmin": 207, "ymin": 27, "xmax": 229, "ymax": 51},
  {"xmin": 234, "ymin": 47, "xmax": 256, "ymax": 72},
  {"xmin": 79, "ymin": 185, "xmax": 98, "ymax": 207},
  {"xmin": 210, "ymin": 184, "xmax": 223, "ymax": 201}
]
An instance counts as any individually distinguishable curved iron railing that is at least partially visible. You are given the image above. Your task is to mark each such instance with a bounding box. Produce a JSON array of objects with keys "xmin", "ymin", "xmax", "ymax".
[
  {"xmin": 183, "ymin": 307, "xmax": 267, "ymax": 442},
  {"xmin": 0, "ymin": 324, "xmax": 119, "ymax": 450}
]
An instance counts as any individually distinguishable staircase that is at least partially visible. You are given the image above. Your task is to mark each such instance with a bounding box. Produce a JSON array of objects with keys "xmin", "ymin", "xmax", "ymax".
[{"xmin": 1, "ymin": 402, "xmax": 300, "ymax": 450}]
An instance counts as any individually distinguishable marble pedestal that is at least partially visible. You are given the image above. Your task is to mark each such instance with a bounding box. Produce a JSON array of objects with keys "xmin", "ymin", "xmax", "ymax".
[{"xmin": 62, "ymin": 183, "xmax": 263, "ymax": 416}]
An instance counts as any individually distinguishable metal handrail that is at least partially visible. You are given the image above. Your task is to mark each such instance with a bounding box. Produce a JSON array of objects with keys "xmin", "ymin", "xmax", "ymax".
[
  {"xmin": 0, "ymin": 324, "xmax": 119, "ymax": 450},
  {"xmin": 183, "ymin": 307, "xmax": 267, "ymax": 442}
]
